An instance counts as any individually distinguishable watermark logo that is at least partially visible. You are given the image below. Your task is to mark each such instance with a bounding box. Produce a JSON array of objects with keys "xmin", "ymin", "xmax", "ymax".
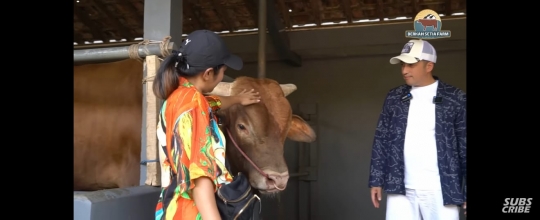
[
  {"xmin": 405, "ymin": 9, "xmax": 451, "ymax": 39},
  {"xmin": 502, "ymin": 198, "xmax": 533, "ymax": 213}
]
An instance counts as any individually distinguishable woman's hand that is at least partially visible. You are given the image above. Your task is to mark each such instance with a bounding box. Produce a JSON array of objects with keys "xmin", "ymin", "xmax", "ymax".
[
  {"xmin": 214, "ymin": 89, "xmax": 261, "ymax": 110},
  {"xmin": 236, "ymin": 89, "xmax": 260, "ymax": 105}
]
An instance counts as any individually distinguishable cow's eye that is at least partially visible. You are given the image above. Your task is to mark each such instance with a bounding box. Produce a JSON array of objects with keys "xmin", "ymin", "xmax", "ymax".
[{"xmin": 237, "ymin": 124, "xmax": 246, "ymax": 130}]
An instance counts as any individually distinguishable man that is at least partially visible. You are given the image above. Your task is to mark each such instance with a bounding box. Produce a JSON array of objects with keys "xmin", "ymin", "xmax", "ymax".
[{"xmin": 368, "ymin": 39, "xmax": 466, "ymax": 220}]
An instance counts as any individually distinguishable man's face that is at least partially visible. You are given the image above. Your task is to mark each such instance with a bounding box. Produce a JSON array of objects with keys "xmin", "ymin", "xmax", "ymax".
[{"xmin": 400, "ymin": 60, "xmax": 434, "ymax": 87}]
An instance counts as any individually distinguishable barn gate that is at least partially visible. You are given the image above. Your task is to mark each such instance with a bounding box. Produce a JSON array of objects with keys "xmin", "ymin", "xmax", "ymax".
[{"xmin": 73, "ymin": 0, "xmax": 319, "ymax": 219}]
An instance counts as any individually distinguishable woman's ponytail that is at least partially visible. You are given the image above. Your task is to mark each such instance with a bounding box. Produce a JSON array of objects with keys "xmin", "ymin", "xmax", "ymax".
[
  {"xmin": 152, "ymin": 50, "xmax": 182, "ymax": 100},
  {"xmin": 152, "ymin": 49, "xmax": 203, "ymax": 100}
]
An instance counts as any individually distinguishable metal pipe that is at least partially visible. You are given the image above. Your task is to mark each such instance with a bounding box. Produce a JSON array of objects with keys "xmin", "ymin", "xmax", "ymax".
[
  {"xmin": 257, "ymin": 0, "xmax": 267, "ymax": 79},
  {"xmin": 290, "ymin": 172, "xmax": 309, "ymax": 177},
  {"xmin": 73, "ymin": 41, "xmax": 141, "ymax": 50},
  {"xmin": 72, "ymin": 32, "xmax": 261, "ymax": 50},
  {"xmin": 73, "ymin": 42, "xmax": 176, "ymax": 63}
]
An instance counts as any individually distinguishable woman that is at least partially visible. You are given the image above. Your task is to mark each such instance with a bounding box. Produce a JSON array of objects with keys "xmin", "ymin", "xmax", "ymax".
[{"xmin": 153, "ymin": 30, "xmax": 260, "ymax": 220}]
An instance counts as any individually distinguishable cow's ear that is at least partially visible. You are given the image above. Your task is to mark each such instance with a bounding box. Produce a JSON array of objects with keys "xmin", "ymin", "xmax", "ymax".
[
  {"xmin": 216, "ymin": 109, "xmax": 227, "ymax": 118},
  {"xmin": 287, "ymin": 115, "xmax": 316, "ymax": 143},
  {"xmin": 216, "ymin": 109, "xmax": 229, "ymax": 124}
]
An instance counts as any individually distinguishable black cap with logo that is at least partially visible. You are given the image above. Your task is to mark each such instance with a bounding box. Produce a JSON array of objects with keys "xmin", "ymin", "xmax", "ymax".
[{"xmin": 179, "ymin": 30, "xmax": 243, "ymax": 71}]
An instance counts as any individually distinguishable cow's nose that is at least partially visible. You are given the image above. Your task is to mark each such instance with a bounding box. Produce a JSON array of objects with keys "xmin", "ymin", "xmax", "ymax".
[{"xmin": 264, "ymin": 171, "xmax": 289, "ymax": 191}]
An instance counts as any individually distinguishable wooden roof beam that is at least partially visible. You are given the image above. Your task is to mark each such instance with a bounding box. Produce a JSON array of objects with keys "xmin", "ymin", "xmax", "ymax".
[
  {"xmin": 257, "ymin": 0, "xmax": 302, "ymax": 67},
  {"xmin": 185, "ymin": 0, "xmax": 205, "ymax": 30},
  {"xmin": 445, "ymin": 0, "xmax": 453, "ymax": 15},
  {"xmin": 341, "ymin": 0, "xmax": 353, "ymax": 24},
  {"xmin": 412, "ymin": 0, "xmax": 419, "ymax": 16},
  {"xmin": 73, "ymin": 4, "xmax": 109, "ymax": 43},
  {"xmin": 310, "ymin": 0, "xmax": 322, "ymax": 26},
  {"xmin": 74, "ymin": 32, "xmax": 85, "ymax": 45},
  {"xmin": 376, "ymin": 0, "xmax": 385, "ymax": 21},
  {"xmin": 90, "ymin": 0, "xmax": 135, "ymax": 41},
  {"xmin": 117, "ymin": 0, "xmax": 144, "ymax": 29},
  {"xmin": 243, "ymin": 0, "xmax": 259, "ymax": 26},
  {"xmin": 211, "ymin": 0, "xmax": 235, "ymax": 32},
  {"xmin": 276, "ymin": 0, "xmax": 292, "ymax": 29}
]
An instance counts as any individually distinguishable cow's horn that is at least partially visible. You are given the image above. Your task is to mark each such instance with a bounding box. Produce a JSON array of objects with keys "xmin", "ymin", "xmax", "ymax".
[
  {"xmin": 280, "ymin": 84, "xmax": 297, "ymax": 97},
  {"xmin": 206, "ymin": 82, "xmax": 232, "ymax": 96}
]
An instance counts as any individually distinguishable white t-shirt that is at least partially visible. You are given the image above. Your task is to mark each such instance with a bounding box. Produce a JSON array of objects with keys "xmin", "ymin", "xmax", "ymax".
[{"xmin": 403, "ymin": 80, "xmax": 441, "ymax": 190}]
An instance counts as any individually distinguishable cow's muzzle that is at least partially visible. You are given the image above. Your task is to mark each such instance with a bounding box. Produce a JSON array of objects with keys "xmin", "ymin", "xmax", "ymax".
[{"xmin": 260, "ymin": 170, "xmax": 289, "ymax": 193}]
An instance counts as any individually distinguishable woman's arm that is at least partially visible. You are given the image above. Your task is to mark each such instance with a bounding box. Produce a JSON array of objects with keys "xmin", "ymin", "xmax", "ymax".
[
  {"xmin": 171, "ymin": 93, "xmax": 223, "ymax": 219},
  {"xmin": 206, "ymin": 89, "xmax": 261, "ymax": 111},
  {"xmin": 192, "ymin": 177, "xmax": 222, "ymax": 220},
  {"xmin": 216, "ymin": 95, "xmax": 241, "ymax": 110}
]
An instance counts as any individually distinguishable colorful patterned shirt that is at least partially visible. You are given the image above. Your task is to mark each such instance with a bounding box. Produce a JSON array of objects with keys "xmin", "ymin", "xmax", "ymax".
[{"xmin": 155, "ymin": 77, "xmax": 233, "ymax": 220}]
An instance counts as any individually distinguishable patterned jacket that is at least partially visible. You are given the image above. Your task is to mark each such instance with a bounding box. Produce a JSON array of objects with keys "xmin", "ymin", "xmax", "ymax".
[{"xmin": 368, "ymin": 76, "xmax": 467, "ymax": 206}]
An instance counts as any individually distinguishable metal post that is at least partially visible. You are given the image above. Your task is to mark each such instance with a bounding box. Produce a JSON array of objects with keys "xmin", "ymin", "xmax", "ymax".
[
  {"xmin": 258, "ymin": 0, "xmax": 267, "ymax": 79},
  {"xmin": 307, "ymin": 111, "xmax": 319, "ymax": 220},
  {"xmin": 140, "ymin": 0, "xmax": 184, "ymax": 186},
  {"xmin": 298, "ymin": 103, "xmax": 319, "ymax": 220}
]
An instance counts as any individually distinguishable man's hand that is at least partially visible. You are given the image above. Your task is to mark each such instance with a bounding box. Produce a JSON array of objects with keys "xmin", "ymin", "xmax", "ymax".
[
  {"xmin": 371, "ymin": 187, "xmax": 383, "ymax": 208},
  {"xmin": 236, "ymin": 89, "xmax": 260, "ymax": 105},
  {"xmin": 463, "ymin": 201, "xmax": 466, "ymax": 215}
]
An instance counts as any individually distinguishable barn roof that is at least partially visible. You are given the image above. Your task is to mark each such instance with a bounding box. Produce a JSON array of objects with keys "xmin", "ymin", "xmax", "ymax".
[{"xmin": 73, "ymin": 0, "xmax": 466, "ymax": 49}]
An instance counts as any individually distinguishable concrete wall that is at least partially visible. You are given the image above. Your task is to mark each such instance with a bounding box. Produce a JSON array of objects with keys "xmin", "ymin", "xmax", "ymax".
[
  {"xmin": 74, "ymin": 186, "xmax": 161, "ymax": 220},
  {"xmin": 221, "ymin": 18, "xmax": 466, "ymax": 220}
]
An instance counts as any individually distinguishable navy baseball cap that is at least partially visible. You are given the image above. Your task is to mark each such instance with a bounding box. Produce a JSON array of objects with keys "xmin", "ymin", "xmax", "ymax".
[{"xmin": 180, "ymin": 30, "xmax": 243, "ymax": 71}]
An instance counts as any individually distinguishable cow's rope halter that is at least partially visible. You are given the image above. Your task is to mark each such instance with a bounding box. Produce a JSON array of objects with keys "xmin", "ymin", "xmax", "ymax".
[{"xmin": 225, "ymin": 128, "xmax": 285, "ymax": 191}]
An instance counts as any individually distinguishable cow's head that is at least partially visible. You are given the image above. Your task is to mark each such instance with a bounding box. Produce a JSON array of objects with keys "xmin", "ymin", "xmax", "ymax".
[{"xmin": 206, "ymin": 77, "xmax": 316, "ymax": 195}]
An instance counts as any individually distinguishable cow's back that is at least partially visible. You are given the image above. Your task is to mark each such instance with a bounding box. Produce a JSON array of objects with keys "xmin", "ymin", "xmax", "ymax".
[{"xmin": 74, "ymin": 59, "xmax": 143, "ymax": 190}]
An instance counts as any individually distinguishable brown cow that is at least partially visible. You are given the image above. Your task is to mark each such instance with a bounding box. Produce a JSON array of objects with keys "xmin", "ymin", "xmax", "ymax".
[
  {"xmin": 74, "ymin": 59, "xmax": 143, "ymax": 191},
  {"xmin": 74, "ymin": 59, "xmax": 316, "ymax": 195}
]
